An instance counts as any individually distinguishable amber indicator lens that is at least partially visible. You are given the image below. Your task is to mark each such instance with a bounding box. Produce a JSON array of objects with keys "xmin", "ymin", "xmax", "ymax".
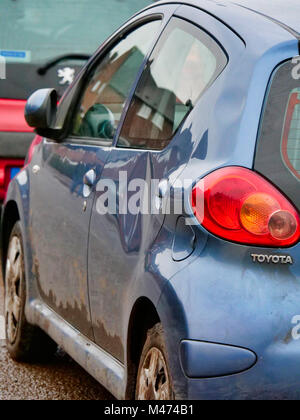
[{"xmin": 240, "ymin": 193, "xmax": 280, "ymax": 235}]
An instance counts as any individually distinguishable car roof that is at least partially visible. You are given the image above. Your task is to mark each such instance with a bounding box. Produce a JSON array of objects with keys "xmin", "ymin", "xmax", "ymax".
[
  {"xmin": 153, "ymin": 0, "xmax": 300, "ymax": 41},
  {"xmin": 231, "ymin": 0, "xmax": 300, "ymax": 37}
]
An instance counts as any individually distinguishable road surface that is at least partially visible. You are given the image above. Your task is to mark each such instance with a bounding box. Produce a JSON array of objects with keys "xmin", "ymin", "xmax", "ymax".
[{"xmin": 0, "ymin": 281, "xmax": 114, "ymax": 400}]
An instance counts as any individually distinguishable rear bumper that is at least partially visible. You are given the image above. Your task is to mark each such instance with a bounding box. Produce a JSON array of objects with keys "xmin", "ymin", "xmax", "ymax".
[
  {"xmin": 157, "ymin": 231, "xmax": 300, "ymax": 399},
  {"xmin": 185, "ymin": 340, "xmax": 300, "ymax": 400}
]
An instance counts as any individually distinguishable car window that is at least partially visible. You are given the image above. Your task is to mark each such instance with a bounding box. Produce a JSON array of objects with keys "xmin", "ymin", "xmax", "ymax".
[
  {"xmin": 70, "ymin": 19, "xmax": 162, "ymax": 143},
  {"xmin": 282, "ymin": 88, "xmax": 300, "ymax": 178},
  {"xmin": 255, "ymin": 60, "xmax": 300, "ymax": 210},
  {"xmin": 117, "ymin": 17, "xmax": 227, "ymax": 150}
]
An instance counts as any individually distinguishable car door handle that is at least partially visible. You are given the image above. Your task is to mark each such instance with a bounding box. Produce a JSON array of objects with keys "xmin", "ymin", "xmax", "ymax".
[{"xmin": 83, "ymin": 169, "xmax": 96, "ymax": 188}]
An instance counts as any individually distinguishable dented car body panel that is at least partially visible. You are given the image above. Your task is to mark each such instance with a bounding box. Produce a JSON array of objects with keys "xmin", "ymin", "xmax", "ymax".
[{"xmin": 2, "ymin": 0, "xmax": 300, "ymax": 400}]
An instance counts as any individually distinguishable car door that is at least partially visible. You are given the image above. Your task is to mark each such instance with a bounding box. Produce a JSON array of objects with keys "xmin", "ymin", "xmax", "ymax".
[
  {"xmin": 29, "ymin": 16, "xmax": 164, "ymax": 339},
  {"xmin": 87, "ymin": 12, "xmax": 229, "ymax": 362}
]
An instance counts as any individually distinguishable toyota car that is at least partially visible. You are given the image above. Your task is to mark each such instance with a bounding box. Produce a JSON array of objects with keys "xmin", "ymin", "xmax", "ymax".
[
  {"xmin": 2, "ymin": 0, "xmax": 300, "ymax": 400},
  {"xmin": 0, "ymin": 0, "xmax": 154, "ymax": 203}
]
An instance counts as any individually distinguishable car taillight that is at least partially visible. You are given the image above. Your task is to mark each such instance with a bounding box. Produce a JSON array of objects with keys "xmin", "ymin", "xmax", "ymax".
[
  {"xmin": 191, "ymin": 167, "xmax": 300, "ymax": 247},
  {"xmin": 25, "ymin": 135, "xmax": 42, "ymax": 165},
  {"xmin": 0, "ymin": 158, "xmax": 24, "ymax": 201}
]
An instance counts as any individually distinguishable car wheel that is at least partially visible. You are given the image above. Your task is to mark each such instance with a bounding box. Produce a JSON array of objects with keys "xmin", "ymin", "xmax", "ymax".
[
  {"xmin": 135, "ymin": 323, "xmax": 174, "ymax": 400},
  {"xmin": 4, "ymin": 221, "xmax": 57, "ymax": 361}
]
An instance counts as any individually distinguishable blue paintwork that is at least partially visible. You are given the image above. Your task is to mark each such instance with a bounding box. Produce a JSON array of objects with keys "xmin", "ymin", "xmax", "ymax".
[
  {"xmin": 172, "ymin": 217, "xmax": 195, "ymax": 262},
  {"xmin": 28, "ymin": 140, "xmax": 111, "ymax": 339},
  {"xmin": 2, "ymin": 0, "xmax": 300, "ymax": 400}
]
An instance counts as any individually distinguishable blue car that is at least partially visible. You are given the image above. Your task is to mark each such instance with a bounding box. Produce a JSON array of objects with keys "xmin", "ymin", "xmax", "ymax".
[{"xmin": 2, "ymin": 0, "xmax": 300, "ymax": 400}]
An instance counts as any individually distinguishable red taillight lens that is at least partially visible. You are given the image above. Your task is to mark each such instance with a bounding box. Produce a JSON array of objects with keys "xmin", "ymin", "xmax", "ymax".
[
  {"xmin": 268, "ymin": 211, "xmax": 297, "ymax": 241},
  {"xmin": 191, "ymin": 167, "xmax": 300, "ymax": 247}
]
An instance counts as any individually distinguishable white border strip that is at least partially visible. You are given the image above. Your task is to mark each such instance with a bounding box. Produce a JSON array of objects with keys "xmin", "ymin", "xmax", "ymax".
[{"xmin": 0, "ymin": 315, "xmax": 5, "ymax": 340}]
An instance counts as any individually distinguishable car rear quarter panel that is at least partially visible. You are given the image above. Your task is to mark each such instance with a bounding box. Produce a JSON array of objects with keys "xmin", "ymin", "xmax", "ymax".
[
  {"xmin": 157, "ymin": 235, "xmax": 300, "ymax": 399},
  {"xmin": 152, "ymin": 26, "xmax": 300, "ymax": 399}
]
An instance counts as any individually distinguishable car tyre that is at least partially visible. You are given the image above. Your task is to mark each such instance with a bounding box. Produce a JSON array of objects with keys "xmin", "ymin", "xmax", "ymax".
[
  {"xmin": 135, "ymin": 322, "xmax": 174, "ymax": 400},
  {"xmin": 4, "ymin": 221, "xmax": 57, "ymax": 362}
]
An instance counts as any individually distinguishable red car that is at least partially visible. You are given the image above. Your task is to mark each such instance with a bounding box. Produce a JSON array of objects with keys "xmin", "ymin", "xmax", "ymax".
[{"xmin": 0, "ymin": 0, "xmax": 154, "ymax": 203}]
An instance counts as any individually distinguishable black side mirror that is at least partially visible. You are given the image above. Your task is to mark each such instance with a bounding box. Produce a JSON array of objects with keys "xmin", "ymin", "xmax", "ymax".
[{"xmin": 25, "ymin": 88, "xmax": 58, "ymax": 129}]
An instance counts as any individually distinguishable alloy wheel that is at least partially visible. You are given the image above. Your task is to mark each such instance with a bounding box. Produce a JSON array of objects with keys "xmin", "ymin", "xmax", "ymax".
[
  {"xmin": 137, "ymin": 347, "xmax": 171, "ymax": 400},
  {"xmin": 5, "ymin": 236, "xmax": 23, "ymax": 345}
]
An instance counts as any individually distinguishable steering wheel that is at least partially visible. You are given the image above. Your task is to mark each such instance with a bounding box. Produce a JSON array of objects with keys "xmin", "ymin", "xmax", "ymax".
[{"xmin": 79, "ymin": 104, "xmax": 115, "ymax": 139}]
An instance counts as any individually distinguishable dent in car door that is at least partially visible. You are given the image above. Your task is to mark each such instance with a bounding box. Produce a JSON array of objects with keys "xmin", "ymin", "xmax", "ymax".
[
  {"xmin": 87, "ymin": 12, "xmax": 230, "ymax": 362},
  {"xmin": 30, "ymin": 12, "xmax": 166, "ymax": 339}
]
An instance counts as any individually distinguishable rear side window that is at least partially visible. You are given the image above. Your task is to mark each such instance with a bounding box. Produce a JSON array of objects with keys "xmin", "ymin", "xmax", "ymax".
[
  {"xmin": 282, "ymin": 88, "xmax": 300, "ymax": 178},
  {"xmin": 117, "ymin": 17, "xmax": 227, "ymax": 150},
  {"xmin": 255, "ymin": 60, "xmax": 300, "ymax": 210}
]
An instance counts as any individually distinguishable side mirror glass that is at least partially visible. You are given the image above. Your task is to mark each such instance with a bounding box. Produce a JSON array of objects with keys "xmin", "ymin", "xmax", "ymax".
[{"xmin": 25, "ymin": 88, "xmax": 58, "ymax": 129}]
